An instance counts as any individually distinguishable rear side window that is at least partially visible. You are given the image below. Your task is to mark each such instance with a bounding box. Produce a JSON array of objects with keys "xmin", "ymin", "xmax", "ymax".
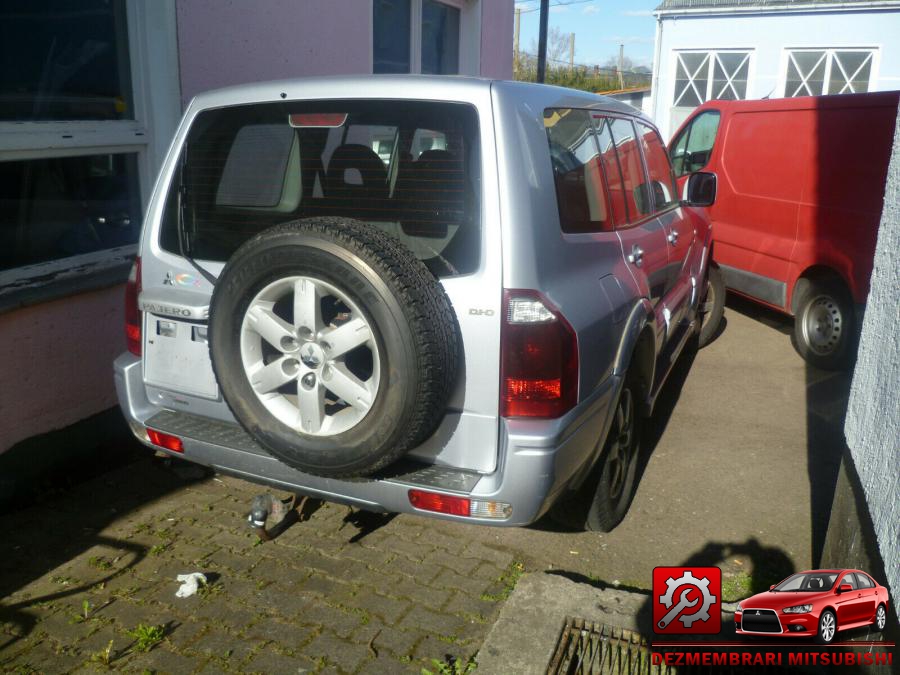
[
  {"xmin": 544, "ymin": 108, "xmax": 611, "ymax": 233},
  {"xmin": 593, "ymin": 116, "xmax": 629, "ymax": 226},
  {"xmin": 160, "ymin": 100, "xmax": 481, "ymax": 277},
  {"xmin": 670, "ymin": 110, "xmax": 720, "ymax": 177},
  {"xmin": 608, "ymin": 117, "xmax": 652, "ymax": 223},
  {"xmin": 854, "ymin": 573, "xmax": 874, "ymax": 589},
  {"xmin": 635, "ymin": 121, "xmax": 678, "ymax": 211}
]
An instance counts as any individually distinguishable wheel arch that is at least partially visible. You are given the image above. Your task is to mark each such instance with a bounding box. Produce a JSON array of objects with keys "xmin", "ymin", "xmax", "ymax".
[
  {"xmin": 613, "ymin": 299, "xmax": 656, "ymax": 417},
  {"xmin": 790, "ymin": 265, "xmax": 851, "ymax": 316}
]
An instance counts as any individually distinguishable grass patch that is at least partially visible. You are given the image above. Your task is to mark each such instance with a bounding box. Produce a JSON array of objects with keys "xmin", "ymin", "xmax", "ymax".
[
  {"xmin": 126, "ymin": 623, "xmax": 165, "ymax": 653},
  {"xmin": 149, "ymin": 544, "xmax": 168, "ymax": 557},
  {"xmin": 88, "ymin": 556, "xmax": 114, "ymax": 571},
  {"xmin": 89, "ymin": 639, "xmax": 116, "ymax": 668},
  {"xmin": 480, "ymin": 561, "xmax": 525, "ymax": 602},
  {"xmin": 422, "ymin": 655, "xmax": 477, "ymax": 674},
  {"xmin": 722, "ymin": 572, "xmax": 753, "ymax": 602}
]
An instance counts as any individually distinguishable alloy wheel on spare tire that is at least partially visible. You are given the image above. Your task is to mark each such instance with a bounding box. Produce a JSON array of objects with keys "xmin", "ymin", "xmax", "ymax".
[{"xmin": 208, "ymin": 217, "xmax": 460, "ymax": 477}]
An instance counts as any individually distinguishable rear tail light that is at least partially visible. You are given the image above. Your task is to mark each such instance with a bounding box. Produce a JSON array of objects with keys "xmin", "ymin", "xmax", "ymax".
[
  {"xmin": 147, "ymin": 428, "xmax": 183, "ymax": 453},
  {"xmin": 407, "ymin": 490, "xmax": 512, "ymax": 519},
  {"xmin": 125, "ymin": 257, "xmax": 141, "ymax": 356},
  {"xmin": 500, "ymin": 290, "xmax": 578, "ymax": 418}
]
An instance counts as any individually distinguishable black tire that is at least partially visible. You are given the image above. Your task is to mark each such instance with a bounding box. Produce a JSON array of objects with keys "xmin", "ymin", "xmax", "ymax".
[
  {"xmin": 697, "ymin": 263, "xmax": 725, "ymax": 348},
  {"xmin": 208, "ymin": 218, "xmax": 459, "ymax": 477},
  {"xmin": 791, "ymin": 277, "xmax": 855, "ymax": 370},
  {"xmin": 550, "ymin": 369, "xmax": 642, "ymax": 533},
  {"xmin": 816, "ymin": 609, "xmax": 837, "ymax": 644}
]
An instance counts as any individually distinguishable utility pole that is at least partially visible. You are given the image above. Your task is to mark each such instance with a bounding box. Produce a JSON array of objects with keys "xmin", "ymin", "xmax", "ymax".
[
  {"xmin": 537, "ymin": 0, "xmax": 549, "ymax": 83},
  {"xmin": 618, "ymin": 44, "xmax": 625, "ymax": 89},
  {"xmin": 569, "ymin": 32, "xmax": 575, "ymax": 72},
  {"xmin": 514, "ymin": 7, "xmax": 521, "ymax": 78}
]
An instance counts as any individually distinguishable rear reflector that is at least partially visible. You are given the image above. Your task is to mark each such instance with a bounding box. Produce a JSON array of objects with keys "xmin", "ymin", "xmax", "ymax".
[
  {"xmin": 408, "ymin": 490, "xmax": 512, "ymax": 520},
  {"xmin": 147, "ymin": 429, "xmax": 183, "ymax": 453}
]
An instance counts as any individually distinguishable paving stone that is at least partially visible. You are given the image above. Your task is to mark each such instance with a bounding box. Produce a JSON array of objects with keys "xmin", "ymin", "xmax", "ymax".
[
  {"xmin": 433, "ymin": 568, "xmax": 492, "ymax": 597},
  {"xmin": 304, "ymin": 631, "xmax": 372, "ymax": 673},
  {"xmin": 386, "ymin": 556, "xmax": 444, "ymax": 584},
  {"xmin": 350, "ymin": 620, "xmax": 422, "ymax": 660},
  {"xmin": 187, "ymin": 626, "xmax": 258, "ymax": 663},
  {"xmin": 343, "ymin": 590, "xmax": 411, "ymax": 626},
  {"xmin": 382, "ymin": 536, "xmax": 437, "ymax": 562},
  {"xmin": 398, "ymin": 606, "xmax": 463, "ymax": 639},
  {"xmin": 355, "ymin": 654, "xmax": 418, "ymax": 674},
  {"xmin": 389, "ymin": 578, "xmax": 452, "ymax": 607},
  {"xmin": 412, "ymin": 635, "xmax": 473, "ymax": 669},
  {"xmin": 242, "ymin": 616, "xmax": 317, "ymax": 650},
  {"xmin": 302, "ymin": 603, "xmax": 364, "ymax": 639},
  {"xmin": 460, "ymin": 541, "xmax": 514, "ymax": 567},
  {"xmin": 244, "ymin": 645, "xmax": 317, "ymax": 674},
  {"xmin": 123, "ymin": 644, "xmax": 207, "ymax": 674}
]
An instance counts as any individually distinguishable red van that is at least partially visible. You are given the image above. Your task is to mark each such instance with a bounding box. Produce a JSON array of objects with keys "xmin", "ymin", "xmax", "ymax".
[{"xmin": 669, "ymin": 91, "xmax": 899, "ymax": 369}]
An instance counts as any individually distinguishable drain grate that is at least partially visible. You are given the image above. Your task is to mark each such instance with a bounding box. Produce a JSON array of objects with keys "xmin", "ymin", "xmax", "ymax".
[{"xmin": 548, "ymin": 617, "xmax": 656, "ymax": 675}]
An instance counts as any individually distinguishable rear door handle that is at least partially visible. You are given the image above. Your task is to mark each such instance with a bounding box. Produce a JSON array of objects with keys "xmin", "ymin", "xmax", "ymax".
[
  {"xmin": 668, "ymin": 230, "xmax": 679, "ymax": 245},
  {"xmin": 627, "ymin": 245, "xmax": 644, "ymax": 266}
]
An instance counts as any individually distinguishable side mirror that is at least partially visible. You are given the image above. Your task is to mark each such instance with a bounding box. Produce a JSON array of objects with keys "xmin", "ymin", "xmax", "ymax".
[
  {"xmin": 769, "ymin": 585, "xmax": 776, "ymax": 591},
  {"xmin": 683, "ymin": 171, "xmax": 717, "ymax": 207},
  {"xmin": 838, "ymin": 583, "xmax": 853, "ymax": 594}
]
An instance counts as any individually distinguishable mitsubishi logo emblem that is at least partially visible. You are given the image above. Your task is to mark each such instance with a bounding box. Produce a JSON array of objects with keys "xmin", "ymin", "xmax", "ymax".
[
  {"xmin": 300, "ymin": 343, "xmax": 322, "ymax": 368},
  {"xmin": 755, "ymin": 611, "xmax": 761, "ymax": 615}
]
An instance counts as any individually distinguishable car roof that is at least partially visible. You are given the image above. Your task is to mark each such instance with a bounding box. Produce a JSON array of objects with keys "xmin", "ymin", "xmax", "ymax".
[
  {"xmin": 693, "ymin": 90, "xmax": 900, "ymax": 116},
  {"xmin": 186, "ymin": 74, "xmax": 645, "ymax": 122}
]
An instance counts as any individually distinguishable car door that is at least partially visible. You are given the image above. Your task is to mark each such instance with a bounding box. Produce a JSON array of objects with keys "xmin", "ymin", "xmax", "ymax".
[
  {"xmin": 598, "ymin": 116, "xmax": 669, "ymax": 352},
  {"xmin": 835, "ymin": 572, "xmax": 860, "ymax": 626},
  {"xmin": 635, "ymin": 120, "xmax": 694, "ymax": 329},
  {"xmin": 851, "ymin": 573, "xmax": 878, "ymax": 624}
]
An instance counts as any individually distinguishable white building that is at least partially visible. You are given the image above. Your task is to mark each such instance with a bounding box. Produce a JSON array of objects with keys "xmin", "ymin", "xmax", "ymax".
[{"xmin": 650, "ymin": 0, "xmax": 900, "ymax": 138}]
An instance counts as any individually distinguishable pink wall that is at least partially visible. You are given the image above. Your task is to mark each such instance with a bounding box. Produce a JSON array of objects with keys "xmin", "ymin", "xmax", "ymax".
[
  {"xmin": 176, "ymin": 0, "xmax": 372, "ymax": 106},
  {"xmin": 480, "ymin": 0, "xmax": 514, "ymax": 79},
  {"xmin": 0, "ymin": 286, "xmax": 125, "ymax": 453}
]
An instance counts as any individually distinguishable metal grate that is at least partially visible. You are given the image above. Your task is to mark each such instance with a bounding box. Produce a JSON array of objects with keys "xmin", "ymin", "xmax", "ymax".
[{"xmin": 548, "ymin": 618, "xmax": 657, "ymax": 675}]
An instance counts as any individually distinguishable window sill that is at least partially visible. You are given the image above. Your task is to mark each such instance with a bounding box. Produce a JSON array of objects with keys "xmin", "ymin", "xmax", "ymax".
[{"xmin": 0, "ymin": 246, "xmax": 136, "ymax": 316}]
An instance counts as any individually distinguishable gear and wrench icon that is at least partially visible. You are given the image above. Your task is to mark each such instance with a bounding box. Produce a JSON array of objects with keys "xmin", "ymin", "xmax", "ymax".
[{"xmin": 658, "ymin": 570, "xmax": 717, "ymax": 628}]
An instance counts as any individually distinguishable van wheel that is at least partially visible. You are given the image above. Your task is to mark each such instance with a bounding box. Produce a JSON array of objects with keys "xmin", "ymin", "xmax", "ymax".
[
  {"xmin": 792, "ymin": 278, "xmax": 854, "ymax": 370},
  {"xmin": 550, "ymin": 369, "xmax": 642, "ymax": 532},
  {"xmin": 208, "ymin": 218, "xmax": 459, "ymax": 477},
  {"xmin": 698, "ymin": 263, "xmax": 725, "ymax": 348}
]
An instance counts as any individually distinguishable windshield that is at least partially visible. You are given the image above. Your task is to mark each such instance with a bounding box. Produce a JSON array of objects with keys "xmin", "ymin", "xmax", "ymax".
[
  {"xmin": 159, "ymin": 99, "xmax": 481, "ymax": 278},
  {"xmin": 774, "ymin": 572, "xmax": 838, "ymax": 592}
]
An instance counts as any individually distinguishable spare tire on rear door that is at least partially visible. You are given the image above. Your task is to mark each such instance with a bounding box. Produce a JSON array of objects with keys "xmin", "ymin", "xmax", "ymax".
[{"xmin": 208, "ymin": 217, "xmax": 460, "ymax": 477}]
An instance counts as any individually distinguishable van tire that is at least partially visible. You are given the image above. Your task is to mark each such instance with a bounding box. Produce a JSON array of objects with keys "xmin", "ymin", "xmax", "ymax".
[
  {"xmin": 698, "ymin": 263, "xmax": 725, "ymax": 348},
  {"xmin": 791, "ymin": 277, "xmax": 854, "ymax": 370},
  {"xmin": 208, "ymin": 218, "xmax": 460, "ymax": 477}
]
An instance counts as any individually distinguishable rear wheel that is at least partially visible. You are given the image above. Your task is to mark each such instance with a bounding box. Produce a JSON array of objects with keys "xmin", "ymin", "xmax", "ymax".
[
  {"xmin": 875, "ymin": 604, "xmax": 886, "ymax": 631},
  {"xmin": 792, "ymin": 278, "xmax": 854, "ymax": 370},
  {"xmin": 550, "ymin": 369, "xmax": 642, "ymax": 532}
]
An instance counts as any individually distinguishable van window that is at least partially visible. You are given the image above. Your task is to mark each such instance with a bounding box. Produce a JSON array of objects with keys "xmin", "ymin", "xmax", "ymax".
[
  {"xmin": 635, "ymin": 121, "xmax": 678, "ymax": 211},
  {"xmin": 670, "ymin": 110, "xmax": 720, "ymax": 177},
  {"xmin": 159, "ymin": 100, "xmax": 481, "ymax": 277},
  {"xmin": 593, "ymin": 116, "xmax": 629, "ymax": 226},
  {"xmin": 544, "ymin": 108, "xmax": 611, "ymax": 233},
  {"xmin": 608, "ymin": 117, "xmax": 651, "ymax": 223}
]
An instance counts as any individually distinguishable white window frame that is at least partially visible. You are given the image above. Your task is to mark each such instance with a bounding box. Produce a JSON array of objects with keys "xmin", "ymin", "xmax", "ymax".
[
  {"xmin": 0, "ymin": 0, "xmax": 179, "ymax": 288},
  {"xmin": 371, "ymin": 0, "xmax": 462, "ymax": 75},
  {"xmin": 672, "ymin": 49, "xmax": 753, "ymax": 107},
  {"xmin": 780, "ymin": 47, "xmax": 879, "ymax": 98}
]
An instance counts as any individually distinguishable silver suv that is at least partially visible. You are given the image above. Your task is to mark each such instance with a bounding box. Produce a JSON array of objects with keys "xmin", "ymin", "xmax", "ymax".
[{"xmin": 115, "ymin": 76, "xmax": 720, "ymax": 531}]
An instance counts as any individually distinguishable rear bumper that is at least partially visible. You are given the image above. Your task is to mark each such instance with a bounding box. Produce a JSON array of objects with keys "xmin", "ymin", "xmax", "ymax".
[{"xmin": 114, "ymin": 353, "xmax": 619, "ymax": 526}]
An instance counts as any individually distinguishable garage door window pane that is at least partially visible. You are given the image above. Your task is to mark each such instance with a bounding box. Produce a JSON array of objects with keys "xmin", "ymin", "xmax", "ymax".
[
  {"xmin": 0, "ymin": 0, "xmax": 133, "ymax": 121},
  {"xmin": 829, "ymin": 51, "xmax": 872, "ymax": 94},
  {"xmin": 374, "ymin": 0, "xmax": 411, "ymax": 74},
  {"xmin": 422, "ymin": 0, "xmax": 460, "ymax": 75},
  {"xmin": 0, "ymin": 153, "xmax": 141, "ymax": 271}
]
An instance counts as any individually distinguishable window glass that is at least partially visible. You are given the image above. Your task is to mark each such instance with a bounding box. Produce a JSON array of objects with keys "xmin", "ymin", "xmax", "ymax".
[
  {"xmin": 373, "ymin": 0, "xmax": 411, "ymax": 74},
  {"xmin": 609, "ymin": 117, "xmax": 651, "ymax": 223},
  {"xmin": 829, "ymin": 51, "xmax": 873, "ymax": 94},
  {"xmin": 0, "ymin": 0, "xmax": 133, "ymax": 121},
  {"xmin": 422, "ymin": 0, "xmax": 460, "ymax": 75},
  {"xmin": 0, "ymin": 153, "xmax": 141, "ymax": 271},
  {"xmin": 670, "ymin": 111, "xmax": 720, "ymax": 177},
  {"xmin": 674, "ymin": 53, "xmax": 709, "ymax": 107},
  {"xmin": 712, "ymin": 53, "xmax": 750, "ymax": 101},
  {"xmin": 841, "ymin": 573, "xmax": 858, "ymax": 590},
  {"xmin": 855, "ymin": 573, "xmax": 874, "ymax": 589},
  {"xmin": 786, "ymin": 51, "xmax": 827, "ymax": 97},
  {"xmin": 161, "ymin": 100, "xmax": 481, "ymax": 278},
  {"xmin": 674, "ymin": 51, "xmax": 750, "ymax": 107},
  {"xmin": 544, "ymin": 109, "xmax": 610, "ymax": 234},
  {"xmin": 593, "ymin": 116, "xmax": 629, "ymax": 225},
  {"xmin": 635, "ymin": 121, "xmax": 678, "ymax": 211}
]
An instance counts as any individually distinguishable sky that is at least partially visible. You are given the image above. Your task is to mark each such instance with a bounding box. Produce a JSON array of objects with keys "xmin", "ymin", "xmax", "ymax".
[{"xmin": 514, "ymin": 0, "xmax": 660, "ymax": 70}]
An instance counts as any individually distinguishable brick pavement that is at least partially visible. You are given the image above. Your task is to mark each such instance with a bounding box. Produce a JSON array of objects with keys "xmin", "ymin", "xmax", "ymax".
[{"xmin": 0, "ymin": 456, "xmax": 523, "ymax": 674}]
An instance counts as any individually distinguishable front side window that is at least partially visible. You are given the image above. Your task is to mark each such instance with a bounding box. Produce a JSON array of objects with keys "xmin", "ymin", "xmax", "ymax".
[
  {"xmin": 674, "ymin": 51, "xmax": 750, "ymax": 107},
  {"xmin": 544, "ymin": 108, "xmax": 610, "ymax": 234},
  {"xmin": 669, "ymin": 111, "xmax": 720, "ymax": 177},
  {"xmin": 635, "ymin": 121, "xmax": 678, "ymax": 212},
  {"xmin": 161, "ymin": 100, "xmax": 481, "ymax": 277},
  {"xmin": 784, "ymin": 49, "xmax": 874, "ymax": 97}
]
